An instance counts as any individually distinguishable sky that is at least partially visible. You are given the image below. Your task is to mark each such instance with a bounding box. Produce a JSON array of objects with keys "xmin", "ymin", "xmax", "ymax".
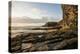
[{"xmin": 11, "ymin": 1, "xmax": 63, "ymax": 22}]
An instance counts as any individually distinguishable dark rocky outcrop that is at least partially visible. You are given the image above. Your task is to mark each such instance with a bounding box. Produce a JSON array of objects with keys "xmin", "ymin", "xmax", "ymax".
[{"xmin": 43, "ymin": 22, "xmax": 58, "ymax": 27}]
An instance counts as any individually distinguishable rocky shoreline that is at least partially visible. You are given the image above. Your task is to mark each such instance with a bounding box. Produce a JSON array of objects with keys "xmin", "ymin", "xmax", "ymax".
[{"xmin": 9, "ymin": 29, "xmax": 78, "ymax": 52}]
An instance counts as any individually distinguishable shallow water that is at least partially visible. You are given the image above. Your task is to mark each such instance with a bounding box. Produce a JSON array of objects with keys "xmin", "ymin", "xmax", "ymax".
[{"xmin": 11, "ymin": 27, "xmax": 47, "ymax": 38}]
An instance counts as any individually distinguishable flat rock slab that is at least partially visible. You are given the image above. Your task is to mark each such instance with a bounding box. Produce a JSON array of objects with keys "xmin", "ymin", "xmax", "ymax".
[{"xmin": 22, "ymin": 43, "xmax": 32, "ymax": 50}]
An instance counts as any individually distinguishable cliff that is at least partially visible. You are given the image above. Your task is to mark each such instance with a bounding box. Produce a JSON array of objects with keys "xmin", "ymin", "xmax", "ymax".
[{"xmin": 60, "ymin": 5, "xmax": 78, "ymax": 30}]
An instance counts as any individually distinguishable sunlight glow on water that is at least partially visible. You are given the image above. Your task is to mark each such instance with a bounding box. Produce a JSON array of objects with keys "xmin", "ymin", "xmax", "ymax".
[
  {"xmin": 11, "ymin": 23, "xmax": 47, "ymax": 38},
  {"xmin": 11, "ymin": 23, "xmax": 45, "ymax": 27}
]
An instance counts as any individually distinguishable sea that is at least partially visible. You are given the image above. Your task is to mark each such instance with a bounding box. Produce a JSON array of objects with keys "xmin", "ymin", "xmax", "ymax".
[{"xmin": 11, "ymin": 23, "xmax": 47, "ymax": 38}]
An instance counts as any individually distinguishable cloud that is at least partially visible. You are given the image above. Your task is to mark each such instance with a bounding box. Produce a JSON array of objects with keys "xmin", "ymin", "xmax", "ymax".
[{"xmin": 31, "ymin": 8, "xmax": 48, "ymax": 14}]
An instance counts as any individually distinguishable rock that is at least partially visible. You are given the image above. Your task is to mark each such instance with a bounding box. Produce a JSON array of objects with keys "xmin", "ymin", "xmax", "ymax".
[
  {"xmin": 11, "ymin": 45, "xmax": 21, "ymax": 52},
  {"xmin": 11, "ymin": 41, "xmax": 21, "ymax": 47},
  {"xmin": 48, "ymin": 37, "xmax": 77, "ymax": 50},
  {"xmin": 22, "ymin": 43, "xmax": 32, "ymax": 50},
  {"xmin": 30, "ymin": 42, "xmax": 48, "ymax": 51},
  {"xmin": 37, "ymin": 45, "xmax": 48, "ymax": 51},
  {"xmin": 60, "ymin": 30, "xmax": 77, "ymax": 39},
  {"xmin": 61, "ymin": 5, "xmax": 78, "ymax": 30}
]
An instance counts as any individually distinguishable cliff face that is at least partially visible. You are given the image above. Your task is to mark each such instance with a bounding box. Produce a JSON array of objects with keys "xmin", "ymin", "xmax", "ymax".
[{"xmin": 61, "ymin": 5, "xmax": 78, "ymax": 30}]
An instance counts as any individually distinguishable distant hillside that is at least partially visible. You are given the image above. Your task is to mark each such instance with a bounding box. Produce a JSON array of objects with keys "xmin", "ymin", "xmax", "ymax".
[{"xmin": 43, "ymin": 22, "xmax": 58, "ymax": 27}]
